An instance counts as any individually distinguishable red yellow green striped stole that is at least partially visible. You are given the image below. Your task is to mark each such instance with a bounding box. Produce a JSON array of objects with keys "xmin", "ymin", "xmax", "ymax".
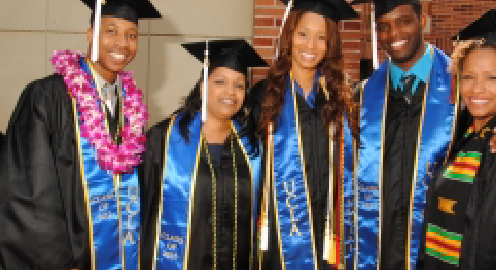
[
  {"xmin": 442, "ymin": 151, "xmax": 481, "ymax": 183},
  {"xmin": 425, "ymin": 223, "xmax": 462, "ymax": 265}
]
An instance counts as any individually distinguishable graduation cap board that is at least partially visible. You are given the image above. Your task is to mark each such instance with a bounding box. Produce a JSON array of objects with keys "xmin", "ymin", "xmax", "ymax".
[
  {"xmin": 352, "ymin": 0, "xmax": 420, "ymax": 18},
  {"xmin": 452, "ymin": 9, "xmax": 496, "ymax": 43},
  {"xmin": 276, "ymin": 0, "xmax": 359, "ymax": 58},
  {"xmin": 181, "ymin": 39, "xmax": 269, "ymax": 122},
  {"xmin": 80, "ymin": 0, "xmax": 162, "ymax": 63},
  {"xmin": 279, "ymin": 0, "xmax": 359, "ymax": 21}
]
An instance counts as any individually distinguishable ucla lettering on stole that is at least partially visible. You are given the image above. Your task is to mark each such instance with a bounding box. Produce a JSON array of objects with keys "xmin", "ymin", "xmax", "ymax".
[
  {"xmin": 284, "ymin": 180, "xmax": 302, "ymax": 236},
  {"xmin": 122, "ymin": 185, "xmax": 140, "ymax": 245}
]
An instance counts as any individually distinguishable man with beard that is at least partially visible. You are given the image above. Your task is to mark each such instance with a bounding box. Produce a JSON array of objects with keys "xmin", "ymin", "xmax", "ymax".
[{"xmin": 345, "ymin": 1, "xmax": 463, "ymax": 270}]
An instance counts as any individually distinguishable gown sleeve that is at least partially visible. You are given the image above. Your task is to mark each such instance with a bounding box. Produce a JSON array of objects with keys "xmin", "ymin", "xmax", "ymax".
[{"xmin": 0, "ymin": 74, "xmax": 88, "ymax": 270}]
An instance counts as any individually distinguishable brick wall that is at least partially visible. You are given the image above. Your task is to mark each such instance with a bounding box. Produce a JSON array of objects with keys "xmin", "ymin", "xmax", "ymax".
[
  {"xmin": 425, "ymin": 0, "xmax": 496, "ymax": 54},
  {"xmin": 252, "ymin": 0, "xmax": 496, "ymax": 83}
]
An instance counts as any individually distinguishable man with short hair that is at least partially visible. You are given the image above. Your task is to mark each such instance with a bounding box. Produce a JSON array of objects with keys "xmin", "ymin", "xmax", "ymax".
[
  {"xmin": 0, "ymin": 1, "xmax": 161, "ymax": 269},
  {"xmin": 347, "ymin": 1, "xmax": 459, "ymax": 270}
]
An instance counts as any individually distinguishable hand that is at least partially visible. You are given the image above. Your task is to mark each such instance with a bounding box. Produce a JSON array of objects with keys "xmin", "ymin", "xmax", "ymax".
[{"xmin": 491, "ymin": 128, "xmax": 496, "ymax": 153}]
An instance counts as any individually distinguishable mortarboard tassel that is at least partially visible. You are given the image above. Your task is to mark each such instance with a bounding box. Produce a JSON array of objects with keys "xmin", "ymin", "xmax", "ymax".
[
  {"xmin": 202, "ymin": 40, "xmax": 209, "ymax": 122},
  {"xmin": 275, "ymin": 0, "xmax": 294, "ymax": 59},
  {"xmin": 260, "ymin": 123, "xmax": 273, "ymax": 252},
  {"xmin": 371, "ymin": 3, "xmax": 378, "ymax": 70},
  {"xmin": 92, "ymin": 0, "xmax": 103, "ymax": 63}
]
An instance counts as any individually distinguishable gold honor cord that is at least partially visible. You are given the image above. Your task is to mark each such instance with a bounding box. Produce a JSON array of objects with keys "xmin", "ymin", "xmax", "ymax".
[
  {"xmin": 152, "ymin": 115, "xmax": 200, "ymax": 270},
  {"xmin": 405, "ymin": 46, "xmax": 436, "ymax": 270},
  {"xmin": 88, "ymin": 61, "xmax": 127, "ymax": 268},
  {"xmin": 320, "ymin": 76, "xmax": 345, "ymax": 268},
  {"xmin": 405, "ymin": 84, "xmax": 428, "ymax": 270},
  {"xmin": 270, "ymin": 121, "xmax": 286, "ymax": 270},
  {"xmin": 354, "ymin": 80, "xmax": 365, "ymax": 270},
  {"xmin": 203, "ymin": 131, "xmax": 239, "ymax": 270},
  {"xmin": 72, "ymin": 99, "xmax": 96, "ymax": 270},
  {"xmin": 152, "ymin": 115, "xmax": 175, "ymax": 270},
  {"xmin": 231, "ymin": 124, "xmax": 255, "ymax": 270},
  {"xmin": 73, "ymin": 61, "xmax": 125, "ymax": 270},
  {"xmin": 259, "ymin": 123, "xmax": 273, "ymax": 270},
  {"xmin": 290, "ymin": 71, "xmax": 318, "ymax": 270}
]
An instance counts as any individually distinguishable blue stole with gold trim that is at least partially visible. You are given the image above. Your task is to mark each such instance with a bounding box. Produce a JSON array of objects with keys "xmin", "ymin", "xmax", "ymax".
[
  {"xmin": 272, "ymin": 77, "xmax": 317, "ymax": 270},
  {"xmin": 344, "ymin": 47, "xmax": 457, "ymax": 270},
  {"xmin": 155, "ymin": 112, "xmax": 262, "ymax": 270},
  {"xmin": 77, "ymin": 61, "xmax": 141, "ymax": 270}
]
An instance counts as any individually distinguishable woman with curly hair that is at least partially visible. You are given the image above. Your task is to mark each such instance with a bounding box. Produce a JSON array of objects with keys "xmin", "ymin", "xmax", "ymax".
[
  {"xmin": 419, "ymin": 9, "xmax": 496, "ymax": 270},
  {"xmin": 253, "ymin": 1, "xmax": 359, "ymax": 269},
  {"xmin": 139, "ymin": 40, "xmax": 267, "ymax": 270}
]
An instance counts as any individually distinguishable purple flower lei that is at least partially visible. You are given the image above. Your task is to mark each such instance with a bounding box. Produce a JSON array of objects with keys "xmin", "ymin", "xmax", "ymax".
[{"xmin": 51, "ymin": 50, "xmax": 147, "ymax": 174}]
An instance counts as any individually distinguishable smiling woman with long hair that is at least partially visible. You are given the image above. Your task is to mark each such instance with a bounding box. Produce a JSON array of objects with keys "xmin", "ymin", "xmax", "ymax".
[
  {"xmin": 253, "ymin": 1, "xmax": 359, "ymax": 270},
  {"xmin": 419, "ymin": 10, "xmax": 496, "ymax": 270},
  {"xmin": 139, "ymin": 40, "xmax": 267, "ymax": 270}
]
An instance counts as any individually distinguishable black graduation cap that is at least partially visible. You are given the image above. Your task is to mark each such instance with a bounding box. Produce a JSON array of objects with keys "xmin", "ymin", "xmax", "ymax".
[
  {"xmin": 279, "ymin": 0, "xmax": 359, "ymax": 21},
  {"xmin": 452, "ymin": 9, "xmax": 496, "ymax": 43},
  {"xmin": 81, "ymin": 0, "xmax": 162, "ymax": 25},
  {"xmin": 352, "ymin": 0, "xmax": 420, "ymax": 18},
  {"xmin": 181, "ymin": 39, "xmax": 268, "ymax": 76}
]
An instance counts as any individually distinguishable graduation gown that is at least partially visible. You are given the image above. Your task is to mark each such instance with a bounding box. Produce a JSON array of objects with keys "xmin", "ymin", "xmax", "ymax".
[
  {"xmin": 140, "ymin": 116, "xmax": 261, "ymax": 270},
  {"xmin": 420, "ymin": 115, "xmax": 496, "ymax": 270},
  {"xmin": 0, "ymin": 72, "xmax": 129, "ymax": 270},
  {"xmin": 352, "ymin": 46, "xmax": 459, "ymax": 270},
  {"xmin": 255, "ymin": 78, "xmax": 343, "ymax": 270},
  {"xmin": 0, "ymin": 74, "xmax": 91, "ymax": 270},
  {"xmin": 381, "ymin": 79, "xmax": 426, "ymax": 270}
]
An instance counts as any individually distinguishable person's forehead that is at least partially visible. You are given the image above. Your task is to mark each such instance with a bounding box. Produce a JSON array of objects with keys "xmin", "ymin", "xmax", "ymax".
[
  {"xmin": 100, "ymin": 16, "xmax": 138, "ymax": 28},
  {"xmin": 378, "ymin": 4, "xmax": 417, "ymax": 22}
]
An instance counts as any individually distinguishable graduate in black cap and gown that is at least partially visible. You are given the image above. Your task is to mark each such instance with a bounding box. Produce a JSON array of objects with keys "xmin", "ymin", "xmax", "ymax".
[
  {"xmin": 419, "ymin": 9, "xmax": 496, "ymax": 270},
  {"xmin": 346, "ymin": 0, "xmax": 462, "ymax": 269},
  {"xmin": 0, "ymin": 1, "xmax": 161, "ymax": 269},
  {"xmin": 139, "ymin": 39, "xmax": 267, "ymax": 270},
  {"xmin": 252, "ymin": 0, "xmax": 359, "ymax": 269}
]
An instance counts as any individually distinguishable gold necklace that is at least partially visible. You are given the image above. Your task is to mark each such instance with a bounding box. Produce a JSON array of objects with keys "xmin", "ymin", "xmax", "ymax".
[{"xmin": 203, "ymin": 133, "xmax": 238, "ymax": 270}]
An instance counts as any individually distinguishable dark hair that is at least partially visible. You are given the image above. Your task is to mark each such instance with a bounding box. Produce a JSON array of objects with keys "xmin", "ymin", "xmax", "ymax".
[
  {"xmin": 260, "ymin": 9, "xmax": 359, "ymax": 138},
  {"xmin": 176, "ymin": 68, "xmax": 260, "ymax": 155},
  {"xmin": 451, "ymin": 38, "xmax": 496, "ymax": 74},
  {"xmin": 410, "ymin": 2, "xmax": 422, "ymax": 17}
]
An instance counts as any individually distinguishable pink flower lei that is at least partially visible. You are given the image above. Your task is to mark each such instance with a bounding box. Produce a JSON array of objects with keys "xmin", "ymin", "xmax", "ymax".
[{"xmin": 51, "ymin": 50, "xmax": 147, "ymax": 174}]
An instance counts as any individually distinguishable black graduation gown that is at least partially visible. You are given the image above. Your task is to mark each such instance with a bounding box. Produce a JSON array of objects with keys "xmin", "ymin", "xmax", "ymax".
[
  {"xmin": 381, "ymin": 80, "xmax": 427, "ymax": 270},
  {"xmin": 418, "ymin": 116, "xmax": 496, "ymax": 270},
  {"xmin": 0, "ymin": 74, "xmax": 91, "ymax": 270},
  {"xmin": 0, "ymin": 72, "xmax": 123, "ymax": 270},
  {"xmin": 255, "ymin": 80, "xmax": 334, "ymax": 270},
  {"xmin": 0, "ymin": 132, "xmax": 4, "ymax": 152},
  {"xmin": 140, "ymin": 118, "xmax": 259, "ymax": 270}
]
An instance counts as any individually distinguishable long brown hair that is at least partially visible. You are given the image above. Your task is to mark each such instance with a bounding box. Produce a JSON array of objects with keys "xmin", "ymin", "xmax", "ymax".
[{"xmin": 260, "ymin": 10, "xmax": 358, "ymax": 137}]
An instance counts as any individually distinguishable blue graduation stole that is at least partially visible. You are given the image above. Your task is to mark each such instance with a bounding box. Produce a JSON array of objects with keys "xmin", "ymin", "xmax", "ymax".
[
  {"xmin": 152, "ymin": 112, "xmax": 262, "ymax": 270},
  {"xmin": 73, "ymin": 60, "xmax": 141, "ymax": 270},
  {"xmin": 269, "ymin": 75, "xmax": 318, "ymax": 270},
  {"xmin": 343, "ymin": 46, "xmax": 460, "ymax": 270}
]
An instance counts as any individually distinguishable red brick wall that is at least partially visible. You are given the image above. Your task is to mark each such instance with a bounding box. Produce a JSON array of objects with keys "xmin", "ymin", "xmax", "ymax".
[
  {"xmin": 252, "ymin": 0, "xmax": 496, "ymax": 83},
  {"xmin": 425, "ymin": 0, "xmax": 496, "ymax": 54}
]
